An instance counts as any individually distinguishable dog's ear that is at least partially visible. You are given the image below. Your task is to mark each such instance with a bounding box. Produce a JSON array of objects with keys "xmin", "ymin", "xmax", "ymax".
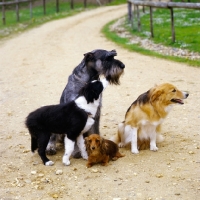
[
  {"xmin": 99, "ymin": 138, "xmax": 107, "ymax": 154},
  {"xmin": 82, "ymin": 82, "xmax": 103, "ymax": 104},
  {"xmin": 83, "ymin": 52, "xmax": 96, "ymax": 64},
  {"xmin": 84, "ymin": 137, "xmax": 90, "ymax": 152},
  {"xmin": 84, "ymin": 137, "xmax": 88, "ymax": 144},
  {"xmin": 150, "ymin": 88, "xmax": 163, "ymax": 102},
  {"xmin": 106, "ymin": 49, "xmax": 117, "ymax": 58}
]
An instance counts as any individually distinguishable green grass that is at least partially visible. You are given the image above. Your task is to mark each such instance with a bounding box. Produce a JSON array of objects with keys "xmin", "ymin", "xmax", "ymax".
[
  {"xmin": 0, "ymin": 1, "xmax": 97, "ymax": 39},
  {"xmin": 101, "ymin": 7, "xmax": 200, "ymax": 67},
  {"xmin": 102, "ymin": 19, "xmax": 200, "ymax": 67},
  {"xmin": 131, "ymin": 8, "xmax": 200, "ymax": 53},
  {"xmin": 1, "ymin": 0, "xmax": 200, "ymax": 67}
]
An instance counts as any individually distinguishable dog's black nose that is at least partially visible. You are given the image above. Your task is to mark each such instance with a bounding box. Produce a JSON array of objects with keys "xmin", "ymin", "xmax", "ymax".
[
  {"xmin": 92, "ymin": 146, "xmax": 95, "ymax": 150},
  {"xmin": 120, "ymin": 63, "xmax": 125, "ymax": 69},
  {"xmin": 186, "ymin": 93, "xmax": 189, "ymax": 98}
]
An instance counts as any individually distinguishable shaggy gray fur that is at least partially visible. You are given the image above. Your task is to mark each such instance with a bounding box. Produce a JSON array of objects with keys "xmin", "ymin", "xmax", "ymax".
[{"xmin": 46, "ymin": 49, "xmax": 125, "ymax": 157}]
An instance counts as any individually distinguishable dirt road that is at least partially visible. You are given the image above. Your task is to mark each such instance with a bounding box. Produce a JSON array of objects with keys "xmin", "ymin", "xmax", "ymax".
[{"xmin": 0, "ymin": 4, "xmax": 199, "ymax": 200}]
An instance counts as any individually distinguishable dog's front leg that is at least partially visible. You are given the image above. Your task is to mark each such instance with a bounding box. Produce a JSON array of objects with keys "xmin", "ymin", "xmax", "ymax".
[
  {"xmin": 77, "ymin": 134, "xmax": 88, "ymax": 160},
  {"xmin": 62, "ymin": 135, "xmax": 75, "ymax": 166},
  {"xmin": 150, "ymin": 131, "xmax": 158, "ymax": 151},
  {"xmin": 128, "ymin": 126, "xmax": 139, "ymax": 154}
]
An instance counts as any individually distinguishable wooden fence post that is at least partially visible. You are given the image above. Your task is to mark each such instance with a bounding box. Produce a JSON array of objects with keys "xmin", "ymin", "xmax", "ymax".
[
  {"xmin": 71, "ymin": 0, "xmax": 74, "ymax": 9},
  {"xmin": 56, "ymin": 0, "xmax": 59, "ymax": 13},
  {"xmin": 128, "ymin": 2, "xmax": 132, "ymax": 24},
  {"xmin": 43, "ymin": 0, "xmax": 46, "ymax": 15},
  {"xmin": 16, "ymin": 0, "xmax": 19, "ymax": 21},
  {"xmin": 2, "ymin": 0, "xmax": 6, "ymax": 25},
  {"xmin": 84, "ymin": 0, "xmax": 87, "ymax": 8},
  {"xmin": 150, "ymin": 6, "xmax": 154, "ymax": 38},
  {"xmin": 136, "ymin": 5, "xmax": 141, "ymax": 32},
  {"xmin": 30, "ymin": 0, "xmax": 33, "ymax": 18},
  {"xmin": 170, "ymin": 7, "xmax": 175, "ymax": 43}
]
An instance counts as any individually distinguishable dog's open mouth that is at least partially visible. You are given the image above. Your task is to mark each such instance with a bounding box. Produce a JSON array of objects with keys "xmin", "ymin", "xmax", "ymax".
[{"xmin": 171, "ymin": 99, "xmax": 184, "ymax": 104}]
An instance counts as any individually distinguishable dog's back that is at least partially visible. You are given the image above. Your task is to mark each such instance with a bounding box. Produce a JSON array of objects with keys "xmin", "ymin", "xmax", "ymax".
[{"xmin": 104, "ymin": 139, "xmax": 124, "ymax": 159}]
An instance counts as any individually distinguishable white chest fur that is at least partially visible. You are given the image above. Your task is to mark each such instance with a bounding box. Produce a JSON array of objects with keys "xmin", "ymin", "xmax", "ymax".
[
  {"xmin": 75, "ymin": 96, "xmax": 99, "ymax": 118},
  {"xmin": 138, "ymin": 119, "xmax": 164, "ymax": 140}
]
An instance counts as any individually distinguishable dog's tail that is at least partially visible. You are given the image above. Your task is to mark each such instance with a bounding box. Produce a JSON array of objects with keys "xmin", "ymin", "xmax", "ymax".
[
  {"xmin": 31, "ymin": 135, "xmax": 38, "ymax": 153},
  {"xmin": 110, "ymin": 122, "xmax": 124, "ymax": 144}
]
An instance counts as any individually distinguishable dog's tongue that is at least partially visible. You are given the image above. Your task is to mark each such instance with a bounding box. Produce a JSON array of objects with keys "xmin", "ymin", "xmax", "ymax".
[{"xmin": 176, "ymin": 99, "xmax": 184, "ymax": 104}]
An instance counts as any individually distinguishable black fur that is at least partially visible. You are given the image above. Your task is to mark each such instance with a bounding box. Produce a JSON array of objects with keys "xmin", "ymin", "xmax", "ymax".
[
  {"xmin": 25, "ymin": 80, "xmax": 104, "ymax": 165},
  {"xmin": 46, "ymin": 49, "xmax": 125, "ymax": 157}
]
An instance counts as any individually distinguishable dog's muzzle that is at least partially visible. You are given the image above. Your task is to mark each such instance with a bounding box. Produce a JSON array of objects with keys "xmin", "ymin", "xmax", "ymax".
[{"xmin": 120, "ymin": 63, "xmax": 125, "ymax": 69}]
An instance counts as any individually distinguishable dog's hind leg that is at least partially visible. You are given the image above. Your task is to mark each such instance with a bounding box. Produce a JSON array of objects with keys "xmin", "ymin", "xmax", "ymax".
[
  {"xmin": 37, "ymin": 132, "xmax": 54, "ymax": 166},
  {"xmin": 62, "ymin": 135, "xmax": 75, "ymax": 166},
  {"xmin": 126, "ymin": 126, "xmax": 139, "ymax": 154},
  {"xmin": 150, "ymin": 131, "xmax": 158, "ymax": 151},
  {"xmin": 31, "ymin": 135, "xmax": 38, "ymax": 152},
  {"xmin": 46, "ymin": 134, "xmax": 57, "ymax": 155}
]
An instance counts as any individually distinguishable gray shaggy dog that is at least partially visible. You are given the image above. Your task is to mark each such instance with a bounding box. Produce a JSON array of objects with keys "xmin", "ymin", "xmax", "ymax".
[{"xmin": 46, "ymin": 49, "xmax": 125, "ymax": 157}]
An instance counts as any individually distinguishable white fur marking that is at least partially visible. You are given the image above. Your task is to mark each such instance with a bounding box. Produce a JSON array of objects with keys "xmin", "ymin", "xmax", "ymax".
[
  {"xmin": 150, "ymin": 131, "xmax": 158, "ymax": 152},
  {"xmin": 75, "ymin": 96, "xmax": 99, "ymax": 118},
  {"xmin": 130, "ymin": 127, "xmax": 139, "ymax": 154},
  {"xmin": 77, "ymin": 135, "xmax": 88, "ymax": 160},
  {"xmin": 62, "ymin": 135, "xmax": 75, "ymax": 166},
  {"xmin": 81, "ymin": 117, "xmax": 94, "ymax": 134},
  {"xmin": 118, "ymin": 122, "xmax": 125, "ymax": 147},
  {"xmin": 101, "ymin": 78, "xmax": 109, "ymax": 89},
  {"xmin": 45, "ymin": 161, "xmax": 54, "ymax": 166}
]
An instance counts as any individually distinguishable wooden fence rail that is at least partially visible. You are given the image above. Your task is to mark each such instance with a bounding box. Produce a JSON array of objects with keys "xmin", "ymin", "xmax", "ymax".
[
  {"xmin": 0, "ymin": 0, "xmax": 93, "ymax": 25},
  {"xmin": 127, "ymin": 0, "xmax": 200, "ymax": 43}
]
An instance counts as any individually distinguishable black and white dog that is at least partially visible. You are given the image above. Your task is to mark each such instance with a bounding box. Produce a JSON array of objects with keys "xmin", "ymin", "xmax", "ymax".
[
  {"xmin": 46, "ymin": 49, "xmax": 125, "ymax": 156},
  {"xmin": 25, "ymin": 79, "xmax": 109, "ymax": 166}
]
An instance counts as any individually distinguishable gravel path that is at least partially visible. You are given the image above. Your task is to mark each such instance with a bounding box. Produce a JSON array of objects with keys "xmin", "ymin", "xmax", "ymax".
[{"xmin": 0, "ymin": 4, "xmax": 199, "ymax": 200}]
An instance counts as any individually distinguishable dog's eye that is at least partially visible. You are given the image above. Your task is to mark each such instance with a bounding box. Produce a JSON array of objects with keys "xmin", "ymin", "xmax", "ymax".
[
  {"xmin": 96, "ymin": 139, "xmax": 99, "ymax": 143},
  {"xmin": 88, "ymin": 140, "xmax": 91, "ymax": 143},
  {"xmin": 172, "ymin": 89, "xmax": 176, "ymax": 92}
]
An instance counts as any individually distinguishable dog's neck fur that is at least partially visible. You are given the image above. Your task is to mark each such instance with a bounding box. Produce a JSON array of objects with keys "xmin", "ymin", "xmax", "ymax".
[
  {"xmin": 75, "ymin": 96, "xmax": 100, "ymax": 118},
  {"xmin": 151, "ymin": 101, "xmax": 172, "ymax": 119},
  {"xmin": 73, "ymin": 62, "xmax": 100, "ymax": 84}
]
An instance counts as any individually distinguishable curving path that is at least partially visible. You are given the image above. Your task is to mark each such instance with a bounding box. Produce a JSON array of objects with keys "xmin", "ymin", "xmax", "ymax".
[{"xmin": 0, "ymin": 5, "xmax": 199, "ymax": 199}]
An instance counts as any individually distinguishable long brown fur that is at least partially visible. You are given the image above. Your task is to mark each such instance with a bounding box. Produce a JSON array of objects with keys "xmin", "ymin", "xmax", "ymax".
[
  {"xmin": 112, "ymin": 83, "xmax": 189, "ymax": 152},
  {"xmin": 85, "ymin": 134, "xmax": 124, "ymax": 168}
]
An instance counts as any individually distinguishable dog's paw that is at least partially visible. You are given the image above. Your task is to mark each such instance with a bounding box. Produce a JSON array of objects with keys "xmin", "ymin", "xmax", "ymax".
[
  {"xmin": 46, "ymin": 145, "xmax": 57, "ymax": 155},
  {"xmin": 150, "ymin": 146, "xmax": 158, "ymax": 151},
  {"xmin": 86, "ymin": 163, "xmax": 92, "ymax": 168},
  {"xmin": 82, "ymin": 154, "xmax": 88, "ymax": 160},
  {"xmin": 62, "ymin": 156, "xmax": 70, "ymax": 166},
  {"xmin": 131, "ymin": 149, "xmax": 139, "ymax": 154},
  {"xmin": 45, "ymin": 160, "xmax": 54, "ymax": 166},
  {"xmin": 118, "ymin": 143, "xmax": 125, "ymax": 148}
]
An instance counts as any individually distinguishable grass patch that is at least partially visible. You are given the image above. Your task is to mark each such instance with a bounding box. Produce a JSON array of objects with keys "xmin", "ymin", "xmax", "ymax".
[
  {"xmin": 102, "ymin": 7, "xmax": 200, "ymax": 67},
  {"xmin": 0, "ymin": 1, "xmax": 97, "ymax": 39},
  {"xmin": 131, "ymin": 8, "xmax": 200, "ymax": 53}
]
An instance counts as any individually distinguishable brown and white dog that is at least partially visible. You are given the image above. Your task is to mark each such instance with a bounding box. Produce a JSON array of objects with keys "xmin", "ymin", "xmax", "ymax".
[
  {"xmin": 85, "ymin": 134, "xmax": 124, "ymax": 168},
  {"xmin": 112, "ymin": 83, "xmax": 189, "ymax": 154}
]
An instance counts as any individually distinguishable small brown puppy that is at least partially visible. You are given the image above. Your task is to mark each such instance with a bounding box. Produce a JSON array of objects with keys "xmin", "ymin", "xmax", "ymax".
[{"xmin": 85, "ymin": 134, "xmax": 124, "ymax": 168}]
